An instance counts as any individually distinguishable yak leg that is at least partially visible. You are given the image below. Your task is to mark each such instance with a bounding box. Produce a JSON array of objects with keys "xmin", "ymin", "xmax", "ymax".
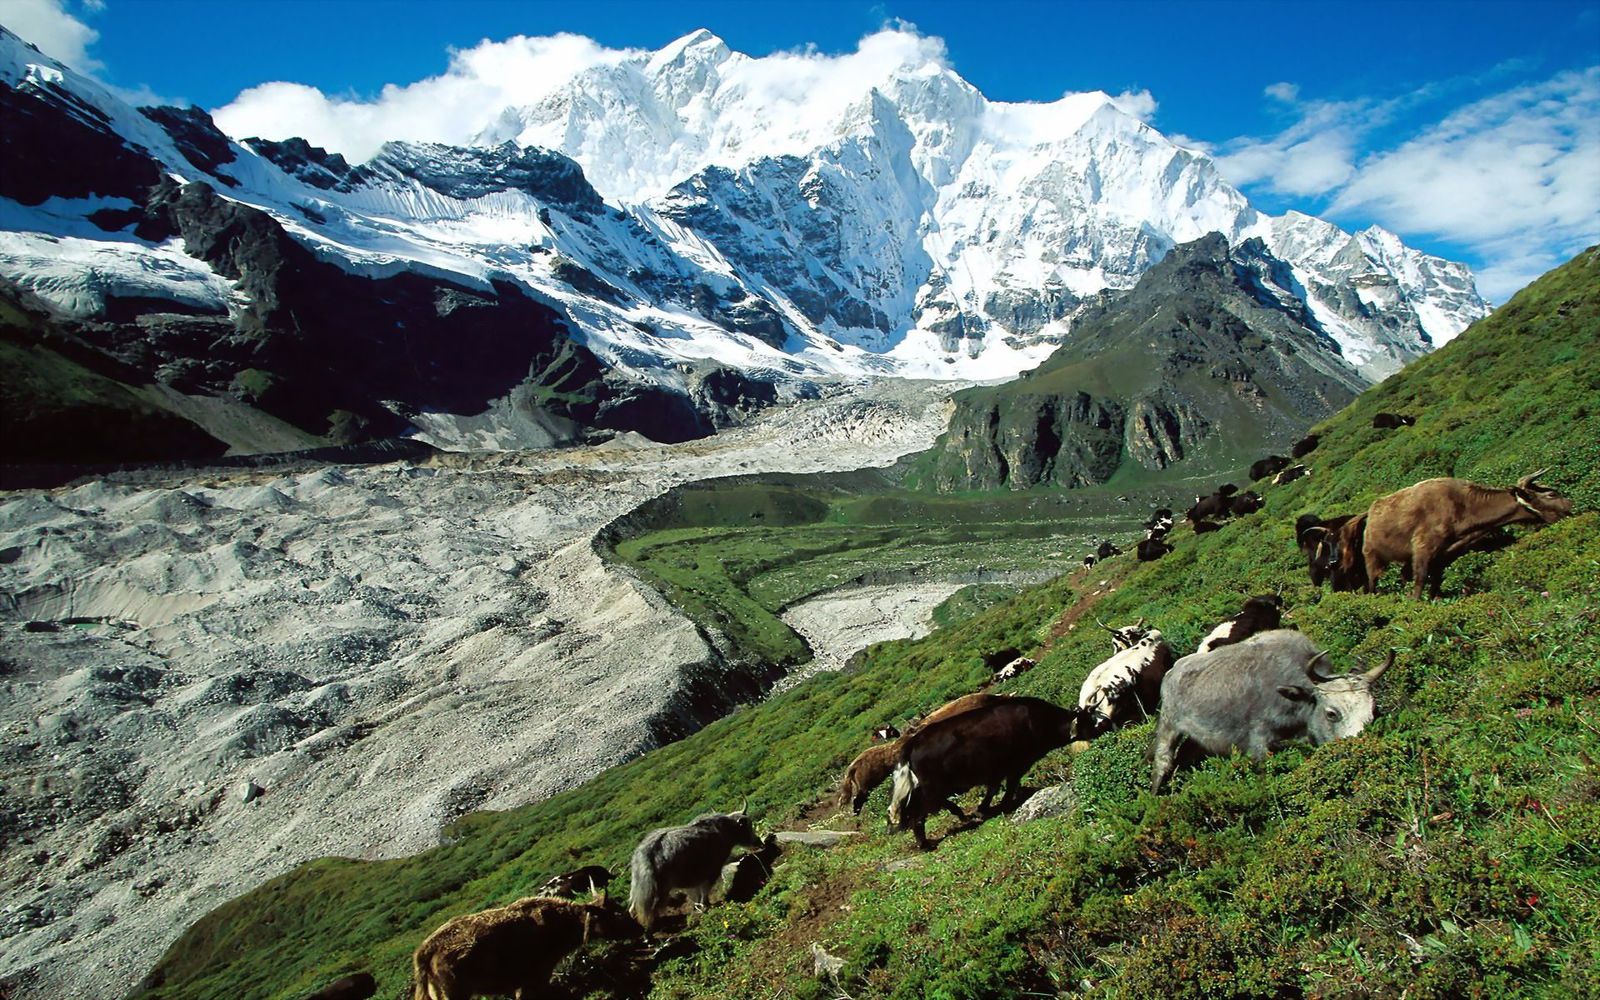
[
  {"xmin": 996, "ymin": 773, "xmax": 1024, "ymax": 813},
  {"xmin": 1363, "ymin": 548, "xmax": 1387, "ymax": 594},
  {"xmin": 974, "ymin": 787, "xmax": 993, "ymax": 814},
  {"xmin": 1410, "ymin": 537, "xmax": 1443, "ymax": 600},
  {"xmin": 913, "ymin": 817, "xmax": 933, "ymax": 851},
  {"xmin": 1151, "ymin": 720, "xmax": 1184, "ymax": 794},
  {"xmin": 689, "ymin": 881, "xmax": 713, "ymax": 915},
  {"xmin": 940, "ymin": 797, "xmax": 968, "ymax": 822}
]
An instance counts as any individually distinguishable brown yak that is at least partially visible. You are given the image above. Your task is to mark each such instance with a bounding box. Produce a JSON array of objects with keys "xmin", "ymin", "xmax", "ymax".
[
  {"xmin": 411, "ymin": 895, "xmax": 639, "ymax": 1000},
  {"xmin": 1361, "ymin": 471, "xmax": 1573, "ymax": 598},
  {"xmin": 835, "ymin": 692, "xmax": 1004, "ymax": 813}
]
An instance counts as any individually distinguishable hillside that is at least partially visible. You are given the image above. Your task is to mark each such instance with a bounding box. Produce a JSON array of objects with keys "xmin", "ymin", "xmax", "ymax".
[
  {"xmin": 134, "ymin": 247, "xmax": 1596, "ymax": 999},
  {"xmin": 908, "ymin": 233, "xmax": 1368, "ymax": 491}
]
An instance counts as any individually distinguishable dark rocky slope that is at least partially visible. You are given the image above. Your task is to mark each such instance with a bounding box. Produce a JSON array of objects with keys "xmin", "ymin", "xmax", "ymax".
[{"xmin": 911, "ymin": 234, "xmax": 1369, "ymax": 491}]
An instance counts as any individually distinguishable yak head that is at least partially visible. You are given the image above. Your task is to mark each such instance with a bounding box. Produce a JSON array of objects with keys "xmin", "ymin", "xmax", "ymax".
[
  {"xmin": 581, "ymin": 891, "xmax": 645, "ymax": 943},
  {"xmin": 1511, "ymin": 470, "xmax": 1573, "ymax": 524},
  {"xmin": 727, "ymin": 802, "xmax": 765, "ymax": 851},
  {"xmin": 1277, "ymin": 650, "xmax": 1394, "ymax": 743},
  {"xmin": 1098, "ymin": 616, "xmax": 1151, "ymax": 651}
]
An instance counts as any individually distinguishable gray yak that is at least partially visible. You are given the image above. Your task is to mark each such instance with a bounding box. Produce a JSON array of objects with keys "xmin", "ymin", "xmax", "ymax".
[
  {"xmin": 1151, "ymin": 631, "xmax": 1393, "ymax": 794},
  {"xmin": 888, "ymin": 697, "xmax": 1088, "ymax": 849},
  {"xmin": 411, "ymin": 894, "xmax": 639, "ymax": 1000},
  {"xmin": 628, "ymin": 809, "xmax": 763, "ymax": 931},
  {"xmin": 1360, "ymin": 472, "xmax": 1573, "ymax": 598}
]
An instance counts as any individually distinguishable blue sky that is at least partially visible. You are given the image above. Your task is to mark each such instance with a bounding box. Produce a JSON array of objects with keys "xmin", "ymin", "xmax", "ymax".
[{"xmin": 5, "ymin": 0, "xmax": 1598, "ymax": 299}]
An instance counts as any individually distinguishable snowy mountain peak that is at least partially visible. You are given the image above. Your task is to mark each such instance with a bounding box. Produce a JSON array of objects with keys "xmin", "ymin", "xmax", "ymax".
[{"xmin": 0, "ymin": 22, "xmax": 1491, "ymax": 413}]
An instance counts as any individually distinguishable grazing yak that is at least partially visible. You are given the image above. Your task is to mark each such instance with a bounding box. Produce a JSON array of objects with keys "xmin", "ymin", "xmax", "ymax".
[
  {"xmin": 1273, "ymin": 464, "xmax": 1311, "ymax": 486},
  {"xmin": 1186, "ymin": 491, "xmax": 1232, "ymax": 522},
  {"xmin": 1228, "ymin": 491, "xmax": 1265, "ymax": 517},
  {"xmin": 538, "ymin": 865, "xmax": 613, "ymax": 899},
  {"xmin": 1372, "ymin": 412, "xmax": 1417, "ymax": 429},
  {"xmin": 1249, "ymin": 455, "xmax": 1292, "ymax": 481},
  {"xmin": 1296, "ymin": 512, "xmax": 1365, "ymax": 590},
  {"xmin": 888, "ymin": 697, "xmax": 1088, "ymax": 849},
  {"xmin": 1137, "ymin": 538, "xmax": 1173, "ymax": 561},
  {"xmin": 1096, "ymin": 539, "xmax": 1122, "ymax": 559},
  {"xmin": 1152, "ymin": 631, "xmax": 1393, "ymax": 793},
  {"xmin": 1079, "ymin": 625, "xmax": 1173, "ymax": 735},
  {"xmin": 1191, "ymin": 519, "xmax": 1222, "ymax": 534},
  {"xmin": 871, "ymin": 724, "xmax": 901, "ymax": 742},
  {"xmin": 1291, "ymin": 434, "xmax": 1320, "ymax": 458},
  {"xmin": 412, "ymin": 895, "xmax": 639, "ymax": 1000},
  {"xmin": 1196, "ymin": 595, "xmax": 1284, "ymax": 654},
  {"xmin": 722, "ymin": 833, "xmax": 781, "ymax": 904},
  {"xmin": 1360, "ymin": 472, "xmax": 1573, "ymax": 598},
  {"xmin": 992, "ymin": 655, "xmax": 1037, "ymax": 683},
  {"xmin": 836, "ymin": 693, "xmax": 1003, "ymax": 813},
  {"xmin": 628, "ymin": 810, "xmax": 763, "ymax": 931},
  {"xmin": 1098, "ymin": 616, "xmax": 1155, "ymax": 653}
]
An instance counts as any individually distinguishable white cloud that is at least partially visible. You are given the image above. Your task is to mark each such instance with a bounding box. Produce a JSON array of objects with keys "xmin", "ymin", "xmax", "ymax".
[
  {"xmin": 1109, "ymin": 88, "xmax": 1157, "ymax": 122},
  {"xmin": 2, "ymin": 0, "xmax": 102, "ymax": 72},
  {"xmin": 1215, "ymin": 68, "xmax": 1599, "ymax": 300},
  {"xmin": 1264, "ymin": 81, "xmax": 1299, "ymax": 103},
  {"xmin": 213, "ymin": 33, "xmax": 637, "ymax": 163},
  {"xmin": 1329, "ymin": 67, "xmax": 1600, "ymax": 300},
  {"xmin": 213, "ymin": 27, "xmax": 954, "ymax": 168}
]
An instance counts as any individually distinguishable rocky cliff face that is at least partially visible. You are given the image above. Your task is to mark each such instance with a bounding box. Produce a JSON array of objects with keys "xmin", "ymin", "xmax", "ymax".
[{"xmin": 912, "ymin": 234, "xmax": 1369, "ymax": 491}]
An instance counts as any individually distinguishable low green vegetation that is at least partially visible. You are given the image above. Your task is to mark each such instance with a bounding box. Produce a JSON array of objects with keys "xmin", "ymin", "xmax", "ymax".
[
  {"xmin": 606, "ymin": 478, "xmax": 1163, "ymax": 668},
  {"xmin": 138, "ymin": 250, "xmax": 1598, "ymax": 999}
]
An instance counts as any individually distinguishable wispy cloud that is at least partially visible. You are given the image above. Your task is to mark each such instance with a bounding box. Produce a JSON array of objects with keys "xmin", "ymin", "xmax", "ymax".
[
  {"xmin": 3, "ymin": 0, "xmax": 102, "ymax": 73},
  {"xmin": 1110, "ymin": 88, "xmax": 1158, "ymax": 122},
  {"xmin": 1216, "ymin": 68, "xmax": 1600, "ymax": 301},
  {"xmin": 1263, "ymin": 81, "xmax": 1299, "ymax": 103}
]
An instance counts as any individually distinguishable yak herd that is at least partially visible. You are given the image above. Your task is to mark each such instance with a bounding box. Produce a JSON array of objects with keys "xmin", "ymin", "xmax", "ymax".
[{"xmin": 390, "ymin": 413, "xmax": 1574, "ymax": 1000}]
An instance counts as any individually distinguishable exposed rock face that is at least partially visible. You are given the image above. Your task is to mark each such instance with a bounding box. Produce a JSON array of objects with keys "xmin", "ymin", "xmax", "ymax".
[
  {"xmin": 244, "ymin": 136, "xmax": 362, "ymax": 191},
  {"xmin": 914, "ymin": 234, "xmax": 1369, "ymax": 491},
  {"xmin": 0, "ymin": 79, "xmax": 160, "ymax": 205},
  {"xmin": 139, "ymin": 105, "xmax": 238, "ymax": 186}
]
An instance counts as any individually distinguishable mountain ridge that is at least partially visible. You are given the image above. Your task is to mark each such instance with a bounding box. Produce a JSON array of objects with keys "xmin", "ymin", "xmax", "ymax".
[
  {"xmin": 910, "ymin": 232, "xmax": 1368, "ymax": 491},
  {"xmin": 0, "ymin": 24, "xmax": 1489, "ymax": 456}
]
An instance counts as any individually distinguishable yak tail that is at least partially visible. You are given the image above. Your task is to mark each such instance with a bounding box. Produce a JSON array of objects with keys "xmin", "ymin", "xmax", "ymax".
[
  {"xmin": 411, "ymin": 953, "xmax": 440, "ymax": 1000},
  {"xmin": 887, "ymin": 761, "xmax": 919, "ymax": 829},
  {"xmin": 627, "ymin": 849, "xmax": 658, "ymax": 931}
]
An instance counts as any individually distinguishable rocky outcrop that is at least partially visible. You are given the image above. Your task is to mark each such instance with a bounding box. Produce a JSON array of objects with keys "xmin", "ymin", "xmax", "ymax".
[
  {"xmin": 139, "ymin": 105, "xmax": 238, "ymax": 185},
  {"xmin": 0, "ymin": 80, "xmax": 160, "ymax": 205}
]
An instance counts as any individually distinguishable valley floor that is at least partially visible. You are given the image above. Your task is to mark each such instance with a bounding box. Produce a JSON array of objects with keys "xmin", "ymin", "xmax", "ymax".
[{"xmin": 0, "ymin": 380, "xmax": 961, "ymax": 999}]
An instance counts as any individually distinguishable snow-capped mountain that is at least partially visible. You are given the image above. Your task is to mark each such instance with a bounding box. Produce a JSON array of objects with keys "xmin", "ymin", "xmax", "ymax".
[
  {"xmin": 0, "ymin": 25, "xmax": 1489, "ymax": 452},
  {"xmin": 463, "ymin": 27, "xmax": 1489, "ymax": 379}
]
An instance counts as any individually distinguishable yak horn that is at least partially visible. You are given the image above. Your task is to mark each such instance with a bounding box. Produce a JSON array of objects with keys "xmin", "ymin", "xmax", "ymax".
[
  {"xmin": 1134, "ymin": 616, "xmax": 1147, "ymax": 629},
  {"xmin": 1364, "ymin": 650, "xmax": 1396, "ymax": 683},
  {"xmin": 1517, "ymin": 468, "xmax": 1549, "ymax": 489},
  {"xmin": 1304, "ymin": 650, "xmax": 1334, "ymax": 683},
  {"xmin": 1095, "ymin": 617, "xmax": 1116, "ymax": 633},
  {"xmin": 739, "ymin": 796, "xmax": 749, "ymax": 816}
]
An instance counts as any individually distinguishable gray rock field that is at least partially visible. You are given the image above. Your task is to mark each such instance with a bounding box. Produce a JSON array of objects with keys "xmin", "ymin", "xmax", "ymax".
[{"xmin": 0, "ymin": 382, "xmax": 955, "ymax": 999}]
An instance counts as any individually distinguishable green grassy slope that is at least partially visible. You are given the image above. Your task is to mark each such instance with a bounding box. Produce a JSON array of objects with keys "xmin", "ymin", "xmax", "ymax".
[
  {"xmin": 136, "ymin": 248, "xmax": 1598, "ymax": 1000},
  {"xmin": 607, "ymin": 480, "xmax": 1166, "ymax": 668}
]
